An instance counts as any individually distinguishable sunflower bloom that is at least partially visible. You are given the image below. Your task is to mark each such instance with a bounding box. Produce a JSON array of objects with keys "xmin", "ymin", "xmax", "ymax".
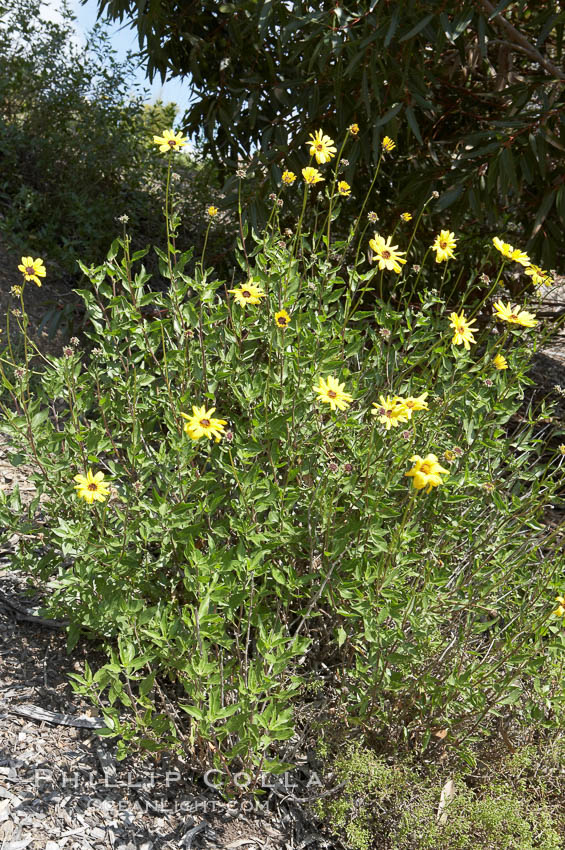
[
  {"xmin": 74, "ymin": 469, "xmax": 111, "ymax": 504},
  {"xmin": 405, "ymin": 454, "xmax": 448, "ymax": 494},
  {"xmin": 181, "ymin": 405, "xmax": 227, "ymax": 442},
  {"xmin": 18, "ymin": 256, "xmax": 46, "ymax": 287},
  {"xmin": 228, "ymin": 283, "xmax": 266, "ymax": 307},
  {"xmin": 492, "ymin": 237, "xmax": 530, "ymax": 266},
  {"xmin": 369, "ymin": 233, "xmax": 407, "ymax": 274},
  {"xmin": 337, "ymin": 181, "xmax": 351, "ymax": 197},
  {"xmin": 525, "ymin": 265, "xmax": 552, "ymax": 287},
  {"xmin": 553, "ymin": 595, "xmax": 565, "ymax": 617},
  {"xmin": 449, "ymin": 311, "xmax": 477, "ymax": 349},
  {"xmin": 348, "ymin": 123, "xmax": 359, "ymax": 135},
  {"xmin": 493, "ymin": 301, "xmax": 537, "ymax": 328},
  {"xmin": 400, "ymin": 212, "xmax": 412, "ymax": 222},
  {"xmin": 493, "ymin": 353, "xmax": 508, "ymax": 370},
  {"xmin": 275, "ymin": 309, "xmax": 291, "ymax": 329},
  {"xmin": 371, "ymin": 395, "xmax": 409, "ymax": 430},
  {"xmin": 153, "ymin": 129, "xmax": 187, "ymax": 152},
  {"xmin": 432, "ymin": 230, "xmax": 457, "ymax": 263},
  {"xmin": 302, "ymin": 166, "xmax": 324, "ymax": 185},
  {"xmin": 207, "ymin": 205, "xmax": 218, "ymax": 217},
  {"xmin": 382, "ymin": 136, "xmax": 396, "ymax": 152},
  {"xmin": 282, "ymin": 171, "xmax": 297, "ymax": 186},
  {"xmin": 314, "ymin": 376, "xmax": 353, "ymax": 412},
  {"xmin": 402, "ymin": 392, "xmax": 429, "ymax": 418},
  {"xmin": 305, "ymin": 130, "xmax": 337, "ymax": 164}
]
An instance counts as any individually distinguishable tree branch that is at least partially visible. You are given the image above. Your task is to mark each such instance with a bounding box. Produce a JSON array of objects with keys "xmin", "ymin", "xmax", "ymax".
[{"xmin": 477, "ymin": 0, "xmax": 565, "ymax": 81}]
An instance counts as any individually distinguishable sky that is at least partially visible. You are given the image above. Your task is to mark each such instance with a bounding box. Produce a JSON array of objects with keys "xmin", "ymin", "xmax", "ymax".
[{"xmin": 45, "ymin": 0, "xmax": 193, "ymax": 117}]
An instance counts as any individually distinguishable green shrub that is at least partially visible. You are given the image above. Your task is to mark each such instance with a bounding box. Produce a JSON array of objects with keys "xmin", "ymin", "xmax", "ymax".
[
  {"xmin": 1, "ymin": 126, "xmax": 564, "ymax": 780},
  {"xmin": 0, "ymin": 0, "xmax": 218, "ymax": 280},
  {"xmin": 314, "ymin": 742, "xmax": 564, "ymax": 850}
]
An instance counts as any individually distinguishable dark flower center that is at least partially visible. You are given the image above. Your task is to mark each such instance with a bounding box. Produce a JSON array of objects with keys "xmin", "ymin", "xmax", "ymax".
[
  {"xmin": 200, "ymin": 418, "xmax": 211, "ymax": 427},
  {"xmin": 168, "ymin": 139, "xmax": 176, "ymax": 147},
  {"xmin": 242, "ymin": 290, "xmax": 251, "ymax": 298},
  {"xmin": 25, "ymin": 266, "xmax": 34, "ymax": 275},
  {"xmin": 278, "ymin": 317, "xmax": 288, "ymax": 326},
  {"xmin": 382, "ymin": 250, "xmax": 391, "ymax": 259},
  {"xmin": 316, "ymin": 143, "xmax": 324, "ymax": 151},
  {"xmin": 87, "ymin": 483, "xmax": 98, "ymax": 491},
  {"xmin": 421, "ymin": 463, "xmax": 431, "ymax": 474},
  {"xmin": 440, "ymin": 241, "xmax": 447, "ymax": 249},
  {"xmin": 328, "ymin": 390, "xmax": 337, "ymax": 399}
]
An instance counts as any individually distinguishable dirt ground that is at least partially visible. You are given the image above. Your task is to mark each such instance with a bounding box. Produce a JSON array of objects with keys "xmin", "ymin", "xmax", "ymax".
[{"xmin": 1, "ymin": 236, "xmax": 564, "ymax": 850}]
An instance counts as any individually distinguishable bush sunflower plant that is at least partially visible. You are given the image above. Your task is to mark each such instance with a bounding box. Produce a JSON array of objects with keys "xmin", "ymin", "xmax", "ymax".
[{"xmin": 1, "ymin": 123, "xmax": 564, "ymax": 785}]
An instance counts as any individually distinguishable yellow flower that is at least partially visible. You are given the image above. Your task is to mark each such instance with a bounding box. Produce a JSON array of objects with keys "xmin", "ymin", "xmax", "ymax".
[
  {"xmin": 493, "ymin": 301, "xmax": 537, "ymax": 328},
  {"xmin": 553, "ymin": 595, "xmax": 565, "ymax": 617},
  {"xmin": 74, "ymin": 469, "xmax": 111, "ymax": 504},
  {"xmin": 405, "ymin": 454, "xmax": 448, "ymax": 494},
  {"xmin": 432, "ymin": 230, "xmax": 457, "ymax": 263},
  {"xmin": 306, "ymin": 130, "xmax": 337, "ymax": 164},
  {"xmin": 337, "ymin": 180, "xmax": 351, "ymax": 197},
  {"xmin": 400, "ymin": 212, "xmax": 412, "ymax": 221},
  {"xmin": 314, "ymin": 375, "xmax": 353, "ymax": 412},
  {"xmin": 443, "ymin": 449, "xmax": 456, "ymax": 462},
  {"xmin": 382, "ymin": 136, "xmax": 396, "ymax": 152},
  {"xmin": 369, "ymin": 233, "xmax": 407, "ymax": 274},
  {"xmin": 402, "ymin": 392, "xmax": 429, "ymax": 418},
  {"xmin": 274, "ymin": 309, "xmax": 291, "ymax": 329},
  {"xmin": 493, "ymin": 353, "xmax": 508, "ymax": 370},
  {"xmin": 282, "ymin": 170, "xmax": 297, "ymax": 186},
  {"xmin": 302, "ymin": 166, "xmax": 324, "ymax": 185},
  {"xmin": 348, "ymin": 123, "xmax": 360, "ymax": 135},
  {"xmin": 449, "ymin": 310, "xmax": 477, "ymax": 350},
  {"xmin": 525, "ymin": 264, "xmax": 552, "ymax": 287},
  {"xmin": 558, "ymin": 444, "xmax": 565, "ymax": 455},
  {"xmin": 18, "ymin": 256, "xmax": 46, "ymax": 287},
  {"xmin": 207, "ymin": 205, "xmax": 219, "ymax": 217},
  {"xmin": 371, "ymin": 395, "xmax": 409, "ymax": 430},
  {"xmin": 152, "ymin": 129, "xmax": 187, "ymax": 152},
  {"xmin": 510, "ymin": 247, "xmax": 530, "ymax": 266},
  {"xmin": 181, "ymin": 405, "xmax": 227, "ymax": 443},
  {"xmin": 492, "ymin": 236, "xmax": 530, "ymax": 266},
  {"xmin": 228, "ymin": 283, "xmax": 266, "ymax": 307}
]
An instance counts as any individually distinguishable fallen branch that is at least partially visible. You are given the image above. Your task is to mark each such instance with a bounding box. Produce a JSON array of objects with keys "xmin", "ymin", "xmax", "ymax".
[{"xmin": 3, "ymin": 703, "xmax": 108, "ymax": 729}]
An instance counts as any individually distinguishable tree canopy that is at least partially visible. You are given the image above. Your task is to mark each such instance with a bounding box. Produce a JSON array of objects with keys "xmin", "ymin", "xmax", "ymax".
[{"xmin": 90, "ymin": 0, "xmax": 565, "ymax": 266}]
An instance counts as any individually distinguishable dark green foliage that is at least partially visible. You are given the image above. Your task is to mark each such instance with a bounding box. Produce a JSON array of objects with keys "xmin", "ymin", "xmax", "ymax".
[
  {"xmin": 90, "ymin": 0, "xmax": 565, "ymax": 266},
  {"xmin": 0, "ymin": 0, "xmax": 216, "ymax": 278}
]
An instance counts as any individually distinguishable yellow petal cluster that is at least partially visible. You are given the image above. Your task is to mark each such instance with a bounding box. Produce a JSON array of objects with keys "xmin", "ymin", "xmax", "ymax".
[
  {"xmin": 448, "ymin": 311, "xmax": 477, "ymax": 349},
  {"xmin": 525, "ymin": 264, "xmax": 552, "ymax": 287},
  {"xmin": 302, "ymin": 166, "xmax": 324, "ymax": 185},
  {"xmin": 153, "ymin": 129, "xmax": 187, "ymax": 153},
  {"xmin": 305, "ymin": 130, "xmax": 337, "ymax": 164},
  {"xmin": 18, "ymin": 256, "xmax": 46, "ymax": 287},
  {"xmin": 369, "ymin": 233, "xmax": 407, "ymax": 274},
  {"xmin": 181, "ymin": 406, "xmax": 227, "ymax": 443},
  {"xmin": 74, "ymin": 469, "xmax": 111, "ymax": 504},
  {"xmin": 313, "ymin": 376, "xmax": 353, "ymax": 411},
  {"xmin": 432, "ymin": 230, "xmax": 457, "ymax": 263},
  {"xmin": 228, "ymin": 282, "xmax": 266, "ymax": 307},
  {"xmin": 492, "ymin": 236, "xmax": 530, "ymax": 267},
  {"xmin": 492, "ymin": 301, "xmax": 537, "ymax": 328},
  {"xmin": 405, "ymin": 454, "xmax": 448, "ymax": 494},
  {"xmin": 274, "ymin": 309, "xmax": 291, "ymax": 329}
]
